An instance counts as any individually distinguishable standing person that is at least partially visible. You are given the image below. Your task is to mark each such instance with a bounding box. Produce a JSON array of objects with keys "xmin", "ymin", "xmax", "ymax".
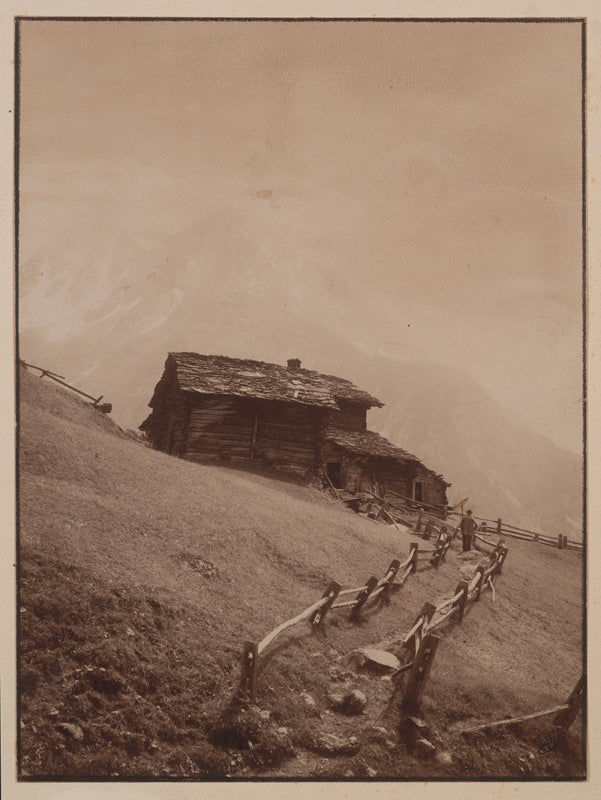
[{"xmin": 460, "ymin": 510, "xmax": 477, "ymax": 552}]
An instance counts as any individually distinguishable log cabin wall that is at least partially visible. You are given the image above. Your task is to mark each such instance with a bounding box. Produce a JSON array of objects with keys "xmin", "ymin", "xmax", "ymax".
[
  {"xmin": 326, "ymin": 401, "xmax": 367, "ymax": 431},
  {"xmin": 253, "ymin": 400, "xmax": 322, "ymax": 475},
  {"xmin": 184, "ymin": 394, "xmax": 255, "ymax": 462},
  {"xmin": 321, "ymin": 442, "xmax": 383, "ymax": 494},
  {"xmin": 183, "ymin": 394, "xmax": 323, "ymax": 476},
  {"xmin": 142, "ymin": 363, "xmax": 184, "ymax": 453},
  {"xmin": 379, "ymin": 460, "xmax": 414, "ymax": 499},
  {"xmin": 413, "ymin": 462, "xmax": 449, "ymax": 510}
]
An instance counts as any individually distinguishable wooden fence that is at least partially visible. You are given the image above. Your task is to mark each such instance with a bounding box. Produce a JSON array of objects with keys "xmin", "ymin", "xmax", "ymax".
[
  {"xmin": 20, "ymin": 360, "xmax": 112, "ymax": 413},
  {"xmin": 393, "ymin": 542, "xmax": 508, "ymax": 715},
  {"xmin": 336, "ymin": 485, "xmax": 583, "ymax": 554},
  {"xmin": 238, "ymin": 526, "xmax": 505, "ymax": 705},
  {"xmin": 239, "ymin": 527, "xmax": 456, "ymax": 701},
  {"xmin": 411, "ymin": 507, "xmax": 583, "ymax": 553}
]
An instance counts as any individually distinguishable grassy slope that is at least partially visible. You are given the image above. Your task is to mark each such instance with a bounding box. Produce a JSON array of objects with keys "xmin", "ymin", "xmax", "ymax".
[{"xmin": 18, "ymin": 368, "xmax": 585, "ymax": 779}]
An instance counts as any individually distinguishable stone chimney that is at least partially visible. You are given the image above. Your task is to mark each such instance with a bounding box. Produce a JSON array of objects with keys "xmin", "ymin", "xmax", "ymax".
[{"xmin": 287, "ymin": 358, "xmax": 302, "ymax": 371}]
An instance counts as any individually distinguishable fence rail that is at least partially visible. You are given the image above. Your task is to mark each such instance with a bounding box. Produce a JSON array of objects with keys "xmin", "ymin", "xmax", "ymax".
[
  {"xmin": 413, "ymin": 507, "xmax": 583, "ymax": 553},
  {"xmin": 238, "ymin": 528, "xmax": 455, "ymax": 702}
]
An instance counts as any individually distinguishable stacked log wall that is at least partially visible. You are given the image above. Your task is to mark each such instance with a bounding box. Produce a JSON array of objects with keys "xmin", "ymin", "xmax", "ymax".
[
  {"xmin": 413, "ymin": 462, "xmax": 449, "ymax": 509},
  {"xmin": 142, "ymin": 365, "xmax": 183, "ymax": 453},
  {"xmin": 253, "ymin": 400, "xmax": 322, "ymax": 475},
  {"xmin": 184, "ymin": 395, "xmax": 255, "ymax": 462},
  {"xmin": 327, "ymin": 402, "xmax": 367, "ymax": 431},
  {"xmin": 184, "ymin": 395, "xmax": 322, "ymax": 476},
  {"xmin": 378, "ymin": 461, "xmax": 414, "ymax": 499}
]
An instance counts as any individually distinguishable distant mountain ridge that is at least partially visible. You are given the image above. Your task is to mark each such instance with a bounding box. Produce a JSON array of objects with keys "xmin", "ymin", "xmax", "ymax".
[{"xmin": 19, "ymin": 209, "xmax": 583, "ymax": 539}]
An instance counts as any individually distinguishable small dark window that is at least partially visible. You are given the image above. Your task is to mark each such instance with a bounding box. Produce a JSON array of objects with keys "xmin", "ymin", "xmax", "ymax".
[
  {"xmin": 414, "ymin": 481, "xmax": 423, "ymax": 502},
  {"xmin": 326, "ymin": 462, "xmax": 342, "ymax": 489}
]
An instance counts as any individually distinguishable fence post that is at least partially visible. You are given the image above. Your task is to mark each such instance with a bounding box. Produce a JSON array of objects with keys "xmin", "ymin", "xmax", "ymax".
[
  {"xmin": 409, "ymin": 542, "xmax": 419, "ymax": 573},
  {"xmin": 350, "ymin": 576, "xmax": 379, "ymax": 620},
  {"xmin": 404, "ymin": 601, "xmax": 437, "ymax": 652},
  {"xmin": 557, "ymin": 534, "xmax": 563, "ymax": 549},
  {"xmin": 562, "ymin": 534, "xmax": 568, "ymax": 549},
  {"xmin": 474, "ymin": 565, "xmax": 486, "ymax": 600},
  {"xmin": 415, "ymin": 513, "xmax": 423, "ymax": 533},
  {"xmin": 423, "ymin": 519, "xmax": 433, "ymax": 541},
  {"xmin": 455, "ymin": 581, "xmax": 469, "ymax": 623},
  {"xmin": 496, "ymin": 545, "xmax": 508, "ymax": 575},
  {"xmin": 400, "ymin": 633, "xmax": 441, "ymax": 716},
  {"xmin": 553, "ymin": 676, "xmax": 584, "ymax": 731},
  {"xmin": 380, "ymin": 559, "xmax": 401, "ymax": 605},
  {"xmin": 309, "ymin": 581, "xmax": 341, "ymax": 628},
  {"xmin": 239, "ymin": 641, "xmax": 259, "ymax": 702},
  {"xmin": 497, "ymin": 518, "xmax": 502, "ymax": 536}
]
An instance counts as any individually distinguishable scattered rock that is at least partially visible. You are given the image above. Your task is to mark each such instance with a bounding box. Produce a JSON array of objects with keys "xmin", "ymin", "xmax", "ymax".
[
  {"xmin": 258, "ymin": 709, "xmax": 271, "ymax": 721},
  {"xmin": 407, "ymin": 716, "xmax": 428, "ymax": 729},
  {"xmin": 329, "ymin": 666, "xmax": 354, "ymax": 682},
  {"xmin": 47, "ymin": 709, "xmax": 59, "ymax": 717},
  {"xmin": 436, "ymin": 751, "xmax": 453, "ymax": 766},
  {"xmin": 415, "ymin": 737, "xmax": 436, "ymax": 759},
  {"xmin": 357, "ymin": 648, "xmax": 401, "ymax": 671},
  {"xmin": 366, "ymin": 766, "xmax": 378, "ymax": 777},
  {"xmin": 311, "ymin": 732, "xmax": 361, "ymax": 756},
  {"xmin": 276, "ymin": 727, "xmax": 288, "ymax": 736},
  {"xmin": 301, "ymin": 692, "xmax": 317, "ymax": 708},
  {"xmin": 125, "ymin": 626, "xmax": 136, "ymax": 637},
  {"xmin": 57, "ymin": 723, "xmax": 84, "ymax": 741},
  {"xmin": 327, "ymin": 688, "xmax": 367, "ymax": 715},
  {"xmin": 326, "ymin": 691, "xmax": 345, "ymax": 707}
]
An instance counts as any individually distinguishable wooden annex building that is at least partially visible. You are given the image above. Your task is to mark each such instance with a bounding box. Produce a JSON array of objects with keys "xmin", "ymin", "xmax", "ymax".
[{"xmin": 140, "ymin": 353, "xmax": 450, "ymax": 511}]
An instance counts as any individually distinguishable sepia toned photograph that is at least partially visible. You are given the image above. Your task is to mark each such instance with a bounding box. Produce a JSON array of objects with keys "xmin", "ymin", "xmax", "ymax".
[{"xmin": 15, "ymin": 15, "xmax": 585, "ymax": 783}]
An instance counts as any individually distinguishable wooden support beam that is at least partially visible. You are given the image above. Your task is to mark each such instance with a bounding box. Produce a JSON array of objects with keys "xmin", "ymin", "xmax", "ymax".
[
  {"xmin": 415, "ymin": 513, "xmax": 423, "ymax": 533},
  {"xmin": 400, "ymin": 633, "xmax": 441, "ymax": 716}
]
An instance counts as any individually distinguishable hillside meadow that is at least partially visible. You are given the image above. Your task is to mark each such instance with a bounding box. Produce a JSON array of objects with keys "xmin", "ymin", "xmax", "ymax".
[{"xmin": 17, "ymin": 367, "xmax": 584, "ymax": 779}]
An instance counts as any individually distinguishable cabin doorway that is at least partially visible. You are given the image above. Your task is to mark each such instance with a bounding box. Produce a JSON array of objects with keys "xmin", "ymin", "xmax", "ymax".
[
  {"xmin": 413, "ymin": 480, "xmax": 423, "ymax": 503},
  {"xmin": 326, "ymin": 461, "xmax": 342, "ymax": 489}
]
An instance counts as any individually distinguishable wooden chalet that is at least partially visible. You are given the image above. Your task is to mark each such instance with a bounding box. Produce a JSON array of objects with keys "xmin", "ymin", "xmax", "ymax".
[{"xmin": 140, "ymin": 353, "xmax": 449, "ymax": 510}]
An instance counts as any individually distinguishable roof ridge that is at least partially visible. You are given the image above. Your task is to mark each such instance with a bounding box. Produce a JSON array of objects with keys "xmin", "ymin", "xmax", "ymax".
[{"xmin": 164, "ymin": 352, "xmax": 383, "ymax": 410}]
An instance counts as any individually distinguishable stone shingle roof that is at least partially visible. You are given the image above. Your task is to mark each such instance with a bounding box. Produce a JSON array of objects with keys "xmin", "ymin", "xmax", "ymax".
[
  {"xmin": 325, "ymin": 426, "xmax": 419, "ymax": 461},
  {"xmin": 165, "ymin": 353, "xmax": 383, "ymax": 410},
  {"xmin": 324, "ymin": 425, "xmax": 450, "ymax": 485}
]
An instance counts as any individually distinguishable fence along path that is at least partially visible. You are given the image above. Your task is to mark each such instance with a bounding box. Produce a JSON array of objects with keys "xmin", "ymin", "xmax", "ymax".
[
  {"xmin": 239, "ymin": 527, "xmax": 454, "ymax": 701},
  {"xmin": 362, "ymin": 486, "xmax": 583, "ymax": 553},
  {"xmin": 238, "ymin": 525, "xmax": 504, "ymax": 706}
]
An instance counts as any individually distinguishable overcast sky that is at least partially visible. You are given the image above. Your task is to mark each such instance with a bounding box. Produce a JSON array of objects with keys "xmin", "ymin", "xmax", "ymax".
[{"xmin": 18, "ymin": 20, "xmax": 584, "ymax": 451}]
